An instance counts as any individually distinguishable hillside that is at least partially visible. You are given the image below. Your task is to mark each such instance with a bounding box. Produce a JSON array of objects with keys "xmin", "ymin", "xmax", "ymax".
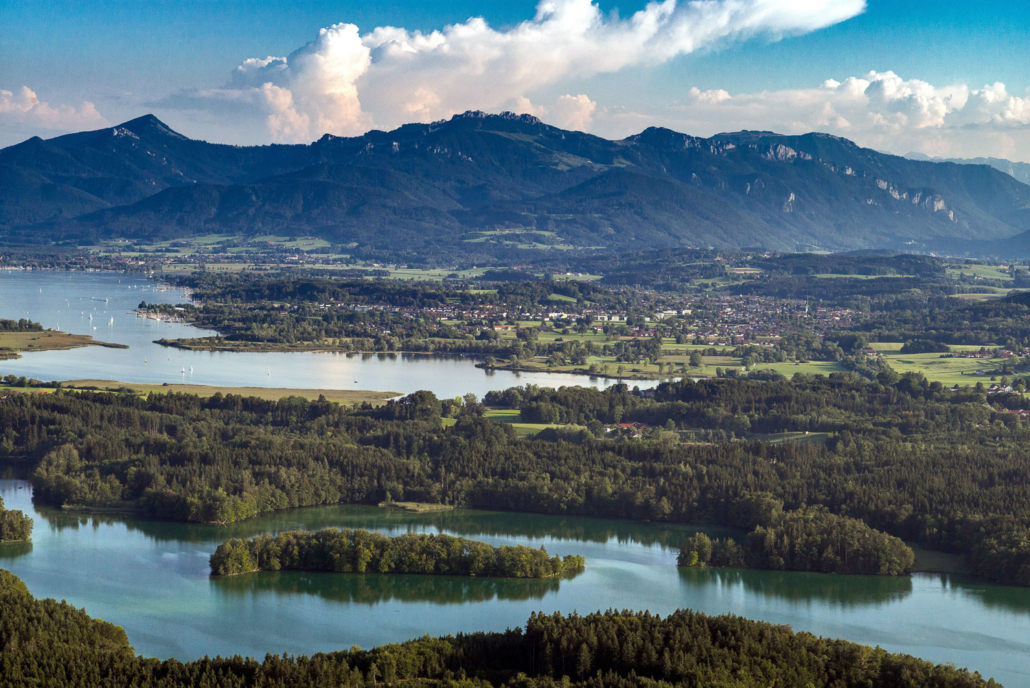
[
  {"xmin": 906, "ymin": 152, "xmax": 1030, "ymax": 186},
  {"xmin": 3, "ymin": 112, "xmax": 1029, "ymax": 257}
]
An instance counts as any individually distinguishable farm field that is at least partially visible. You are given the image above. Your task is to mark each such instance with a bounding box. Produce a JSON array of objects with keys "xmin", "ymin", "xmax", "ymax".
[{"xmin": 880, "ymin": 352, "xmax": 1014, "ymax": 386}]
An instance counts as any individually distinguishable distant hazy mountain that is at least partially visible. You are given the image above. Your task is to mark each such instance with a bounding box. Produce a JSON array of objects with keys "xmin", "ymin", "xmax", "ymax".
[
  {"xmin": 905, "ymin": 152, "xmax": 1030, "ymax": 186},
  {"xmin": 2, "ymin": 112, "xmax": 1029, "ymax": 258}
]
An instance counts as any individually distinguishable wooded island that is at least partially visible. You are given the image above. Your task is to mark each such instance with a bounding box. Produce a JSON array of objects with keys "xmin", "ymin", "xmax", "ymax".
[{"xmin": 210, "ymin": 528, "xmax": 585, "ymax": 578}]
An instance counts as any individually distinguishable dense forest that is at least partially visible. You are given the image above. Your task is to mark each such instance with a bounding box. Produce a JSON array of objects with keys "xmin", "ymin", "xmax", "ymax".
[
  {"xmin": 676, "ymin": 507, "xmax": 914, "ymax": 575},
  {"xmin": 0, "ymin": 496, "xmax": 32, "ymax": 542},
  {"xmin": 210, "ymin": 528, "xmax": 584, "ymax": 578},
  {"xmin": 0, "ymin": 568, "xmax": 998, "ymax": 687},
  {"xmin": 2, "ymin": 373, "xmax": 1029, "ymax": 585}
]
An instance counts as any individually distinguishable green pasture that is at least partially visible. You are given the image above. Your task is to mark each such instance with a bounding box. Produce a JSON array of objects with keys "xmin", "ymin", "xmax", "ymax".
[{"xmin": 882, "ymin": 352, "xmax": 1014, "ymax": 386}]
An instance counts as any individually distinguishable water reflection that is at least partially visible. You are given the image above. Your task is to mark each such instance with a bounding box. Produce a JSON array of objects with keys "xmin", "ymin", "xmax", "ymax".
[
  {"xmin": 679, "ymin": 566, "xmax": 913, "ymax": 609},
  {"xmin": 927, "ymin": 573, "xmax": 1030, "ymax": 616},
  {"xmin": 33, "ymin": 500, "xmax": 734, "ymax": 550},
  {"xmin": 212, "ymin": 568, "xmax": 577, "ymax": 606},
  {"xmin": 15, "ymin": 487, "xmax": 1030, "ymax": 618},
  {"xmin": 0, "ymin": 541, "xmax": 32, "ymax": 562},
  {"xmin": 4, "ymin": 479, "xmax": 1030, "ymax": 685}
]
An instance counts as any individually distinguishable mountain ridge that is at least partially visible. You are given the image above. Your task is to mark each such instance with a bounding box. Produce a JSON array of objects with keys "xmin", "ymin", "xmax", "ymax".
[
  {"xmin": 3, "ymin": 113, "xmax": 1029, "ymax": 258},
  {"xmin": 905, "ymin": 152, "xmax": 1030, "ymax": 186}
]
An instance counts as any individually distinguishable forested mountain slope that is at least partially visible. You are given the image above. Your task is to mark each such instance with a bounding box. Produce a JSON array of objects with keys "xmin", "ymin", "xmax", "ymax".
[{"xmin": 3, "ymin": 112, "xmax": 1029, "ymax": 256}]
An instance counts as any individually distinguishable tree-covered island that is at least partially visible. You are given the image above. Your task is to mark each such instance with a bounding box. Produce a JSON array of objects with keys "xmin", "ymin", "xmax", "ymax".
[
  {"xmin": 677, "ymin": 507, "xmax": 914, "ymax": 576},
  {"xmin": 0, "ymin": 496, "xmax": 32, "ymax": 543},
  {"xmin": 210, "ymin": 528, "xmax": 585, "ymax": 578}
]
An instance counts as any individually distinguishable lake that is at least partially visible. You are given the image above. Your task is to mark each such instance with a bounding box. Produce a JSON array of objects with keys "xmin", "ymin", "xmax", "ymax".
[
  {"xmin": 0, "ymin": 269, "xmax": 665, "ymax": 398},
  {"xmin": 1, "ymin": 481, "xmax": 1029, "ymax": 685}
]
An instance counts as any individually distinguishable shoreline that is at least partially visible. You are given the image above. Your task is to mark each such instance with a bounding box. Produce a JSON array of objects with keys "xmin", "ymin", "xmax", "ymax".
[
  {"xmin": 0, "ymin": 331, "xmax": 128, "ymax": 361},
  {"xmin": 156, "ymin": 338, "xmax": 685, "ymax": 382},
  {"xmin": 57, "ymin": 380, "xmax": 400, "ymax": 404}
]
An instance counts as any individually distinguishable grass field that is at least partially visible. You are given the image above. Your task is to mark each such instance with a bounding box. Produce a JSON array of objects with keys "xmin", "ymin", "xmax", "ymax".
[
  {"xmin": 481, "ymin": 408, "xmax": 587, "ymax": 437},
  {"xmin": 0, "ymin": 331, "xmax": 123, "ymax": 358},
  {"xmin": 749, "ymin": 361, "xmax": 848, "ymax": 376},
  {"xmin": 946, "ymin": 264, "xmax": 1014, "ymax": 282},
  {"xmin": 880, "ymin": 352, "xmax": 1013, "ymax": 386},
  {"xmin": 57, "ymin": 380, "xmax": 398, "ymax": 404},
  {"xmin": 948, "ymin": 288, "xmax": 1014, "ymax": 300},
  {"xmin": 443, "ymin": 412, "xmax": 572, "ymax": 438},
  {"xmin": 760, "ymin": 431, "xmax": 831, "ymax": 445},
  {"xmin": 812, "ymin": 273, "xmax": 914, "ymax": 279}
]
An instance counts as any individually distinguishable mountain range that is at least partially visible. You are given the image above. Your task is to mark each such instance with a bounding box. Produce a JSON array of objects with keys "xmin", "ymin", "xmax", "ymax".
[
  {"xmin": 3, "ymin": 112, "xmax": 1029, "ymax": 258},
  {"xmin": 905, "ymin": 152, "xmax": 1030, "ymax": 186}
]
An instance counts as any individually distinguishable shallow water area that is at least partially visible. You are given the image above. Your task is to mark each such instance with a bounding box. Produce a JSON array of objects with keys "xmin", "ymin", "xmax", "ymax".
[{"xmin": 0, "ymin": 269, "xmax": 663, "ymax": 397}]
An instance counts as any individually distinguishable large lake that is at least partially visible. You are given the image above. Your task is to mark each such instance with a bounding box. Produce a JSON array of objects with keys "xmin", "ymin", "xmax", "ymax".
[
  {"xmin": 0, "ymin": 270, "xmax": 663, "ymax": 398},
  {"xmin": 1, "ymin": 481, "xmax": 1029, "ymax": 685}
]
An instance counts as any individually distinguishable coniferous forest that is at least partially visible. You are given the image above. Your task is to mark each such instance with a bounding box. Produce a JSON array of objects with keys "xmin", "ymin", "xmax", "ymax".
[
  {"xmin": 676, "ymin": 508, "xmax": 914, "ymax": 575},
  {"xmin": 210, "ymin": 528, "xmax": 585, "ymax": 578}
]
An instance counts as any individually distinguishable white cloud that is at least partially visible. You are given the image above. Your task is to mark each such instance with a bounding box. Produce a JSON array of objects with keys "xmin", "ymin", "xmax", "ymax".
[
  {"xmin": 504, "ymin": 93, "xmax": 596, "ymax": 131},
  {"xmin": 552, "ymin": 94, "xmax": 597, "ymax": 131},
  {"xmin": 0, "ymin": 86, "xmax": 108, "ymax": 134},
  {"xmin": 642, "ymin": 71, "xmax": 1030, "ymax": 160},
  {"xmin": 168, "ymin": 0, "xmax": 865, "ymax": 142}
]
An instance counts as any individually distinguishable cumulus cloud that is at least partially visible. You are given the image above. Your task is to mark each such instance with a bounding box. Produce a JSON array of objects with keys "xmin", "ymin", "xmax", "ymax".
[
  {"xmin": 164, "ymin": 0, "xmax": 865, "ymax": 142},
  {"xmin": 552, "ymin": 94, "xmax": 598, "ymax": 131},
  {"xmin": 647, "ymin": 71, "xmax": 1030, "ymax": 160},
  {"xmin": 0, "ymin": 86, "xmax": 108, "ymax": 133},
  {"xmin": 504, "ymin": 93, "xmax": 597, "ymax": 131}
]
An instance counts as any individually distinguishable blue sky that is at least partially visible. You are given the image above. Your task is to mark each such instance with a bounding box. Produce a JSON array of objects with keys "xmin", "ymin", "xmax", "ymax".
[{"xmin": 2, "ymin": 0, "xmax": 1029, "ymax": 159}]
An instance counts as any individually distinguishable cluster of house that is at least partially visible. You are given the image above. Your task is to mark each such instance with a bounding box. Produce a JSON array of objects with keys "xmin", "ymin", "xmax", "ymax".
[
  {"xmin": 604, "ymin": 422, "xmax": 650, "ymax": 437},
  {"xmin": 685, "ymin": 296, "xmax": 858, "ymax": 346}
]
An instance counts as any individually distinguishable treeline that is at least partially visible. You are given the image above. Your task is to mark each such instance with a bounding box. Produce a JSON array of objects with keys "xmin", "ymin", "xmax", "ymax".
[
  {"xmin": 677, "ymin": 507, "xmax": 914, "ymax": 575},
  {"xmin": 0, "ymin": 496, "xmax": 32, "ymax": 542},
  {"xmin": 167, "ymin": 271, "xmax": 627, "ymax": 313},
  {"xmin": 854, "ymin": 295, "xmax": 1030, "ymax": 348},
  {"xmin": 210, "ymin": 528, "xmax": 585, "ymax": 578},
  {"xmin": 0, "ymin": 569, "xmax": 997, "ymax": 687},
  {"xmin": 753, "ymin": 253, "xmax": 946, "ymax": 278},
  {"xmin": 0, "ymin": 318, "xmax": 42, "ymax": 332},
  {"xmin": 3, "ymin": 378, "xmax": 1030, "ymax": 585},
  {"xmin": 483, "ymin": 373, "xmax": 984, "ymax": 436}
]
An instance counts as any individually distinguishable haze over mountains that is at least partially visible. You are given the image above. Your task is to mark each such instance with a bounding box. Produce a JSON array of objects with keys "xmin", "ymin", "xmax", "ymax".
[
  {"xmin": 904, "ymin": 152, "xmax": 1030, "ymax": 187},
  {"xmin": 3, "ymin": 112, "xmax": 1029, "ymax": 259}
]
